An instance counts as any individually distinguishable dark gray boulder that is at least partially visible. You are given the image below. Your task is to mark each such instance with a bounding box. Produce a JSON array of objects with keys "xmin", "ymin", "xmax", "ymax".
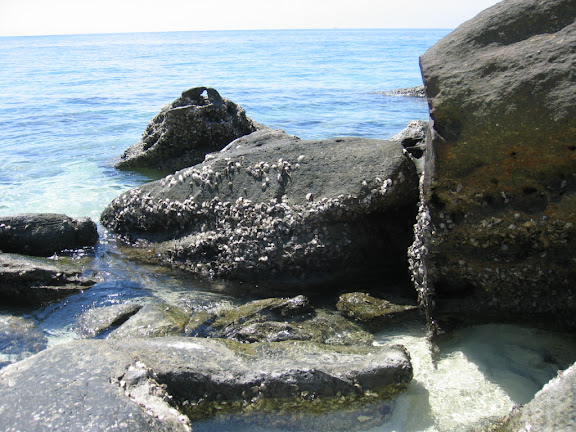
[
  {"xmin": 115, "ymin": 87, "xmax": 262, "ymax": 173},
  {"xmin": 102, "ymin": 129, "xmax": 419, "ymax": 285},
  {"xmin": 410, "ymin": 0, "xmax": 576, "ymax": 325},
  {"xmin": 0, "ymin": 337, "xmax": 412, "ymax": 432},
  {"xmin": 0, "ymin": 213, "xmax": 98, "ymax": 257},
  {"xmin": 0, "ymin": 254, "xmax": 97, "ymax": 305},
  {"xmin": 492, "ymin": 361, "xmax": 576, "ymax": 432}
]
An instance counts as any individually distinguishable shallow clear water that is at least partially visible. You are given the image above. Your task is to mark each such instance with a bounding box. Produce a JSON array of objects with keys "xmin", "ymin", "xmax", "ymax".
[{"xmin": 1, "ymin": 28, "xmax": 575, "ymax": 432}]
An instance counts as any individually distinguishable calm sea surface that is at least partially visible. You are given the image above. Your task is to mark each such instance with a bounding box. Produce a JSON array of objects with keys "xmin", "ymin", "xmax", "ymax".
[
  {"xmin": 2, "ymin": 29, "xmax": 576, "ymax": 432},
  {"xmin": 0, "ymin": 29, "xmax": 446, "ymax": 219}
]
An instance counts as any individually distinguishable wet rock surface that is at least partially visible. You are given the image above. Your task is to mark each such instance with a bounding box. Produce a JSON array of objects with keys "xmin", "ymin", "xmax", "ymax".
[
  {"xmin": 115, "ymin": 87, "xmax": 262, "ymax": 173},
  {"xmin": 76, "ymin": 303, "xmax": 143, "ymax": 338},
  {"xmin": 186, "ymin": 295, "xmax": 375, "ymax": 345},
  {"xmin": 0, "ymin": 254, "xmax": 97, "ymax": 305},
  {"xmin": 378, "ymin": 85, "xmax": 426, "ymax": 98},
  {"xmin": 336, "ymin": 292, "xmax": 418, "ymax": 323},
  {"xmin": 0, "ymin": 213, "xmax": 98, "ymax": 257},
  {"xmin": 108, "ymin": 303, "xmax": 190, "ymax": 339},
  {"xmin": 0, "ymin": 337, "xmax": 412, "ymax": 432},
  {"xmin": 102, "ymin": 129, "xmax": 419, "ymax": 285},
  {"xmin": 412, "ymin": 0, "xmax": 576, "ymax": 323}
]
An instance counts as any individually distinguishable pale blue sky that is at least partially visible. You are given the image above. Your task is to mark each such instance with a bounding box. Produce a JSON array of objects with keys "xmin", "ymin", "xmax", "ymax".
[{"xmin": 0, "ymin": 0, "xmax": 502, "ymax": 37}]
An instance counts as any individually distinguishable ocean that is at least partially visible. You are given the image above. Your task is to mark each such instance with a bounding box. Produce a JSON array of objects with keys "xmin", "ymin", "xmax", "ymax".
[
  {"xmin": 0, "ymin": 29, "xmax": 444, "ymax": 219},
  {"xmin": 2, "ymin": 29, "xmax": 576, "ymax": 432}
]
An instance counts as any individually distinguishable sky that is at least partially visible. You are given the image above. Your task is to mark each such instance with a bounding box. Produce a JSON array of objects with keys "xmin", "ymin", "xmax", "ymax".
[{"xmin": 0, "ymin": 0, "xmax": 502, "ymax": 37}]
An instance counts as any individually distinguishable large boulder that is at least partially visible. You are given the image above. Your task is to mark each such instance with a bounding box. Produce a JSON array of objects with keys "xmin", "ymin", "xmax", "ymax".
[
  {"xmin": 0, "ymin": 254, "xmax": 97, "ymax": 305},
  {"xmin": 0, "ymin": 213, "xmax": 98, "ymax": 257},
  {"xmin": 102, "ymin": 129, "xmax": 419, "ymax": 286},
  {"xmin": 411, "ymin": 0, "xmax": 576, "ymax": 324},
  {"xmin": 0, "ymin": 337, "xmax": 413, "ymax": 432},
  {"xmin": 115, "ymin": 87, "xmax": 262, "ymax": 173}
]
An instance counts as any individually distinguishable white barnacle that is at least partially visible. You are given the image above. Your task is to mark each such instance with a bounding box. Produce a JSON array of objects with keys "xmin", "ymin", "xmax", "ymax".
[
  {"xmin": 306, "ymin": 193, "xmax": 314, "ymax": 202},
  {"xmin": 297, "ymin": 155, "xmax": 305, "ymax": 162}
]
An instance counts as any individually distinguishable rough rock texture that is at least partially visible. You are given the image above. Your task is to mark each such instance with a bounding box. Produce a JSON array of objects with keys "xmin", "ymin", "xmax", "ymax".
[
  {"xmin": 0, "ymin": 337, "xmax": 412, "ymax": 432},
  {"xmin": 391, "ymin": 120, "xmax": 428, "ymax": 173},
  {"xmin": 0, "ymin": 340, "xmax": 191, "ymax": 432},
  {"xmin": 102, "ymin": 129, "xmax": 419, "ymax": 285},
  {"xmin": 411, "ymin": 0, "xmax": 576, "ymax": 324},
  {"xmin": 336, "ymin": 292, "xmax": 418, "ymax": 323},
  {"xmin": 0, "ymin": 254, "xmax": 97, "ymax": 305},
  {"xmin": 115, "ymin": 87, "xmax": 262, "ymax": 173},
  {"xmin": 492, "ymin": 361, "xmax": 576, "ymax": 432},
  {"xmin": 186, "ymin": 295, "xmax": 375, "ymax": 345},
  {"xmin": 0, "ymin": 213, "xmax": 98, "ymax": 257}
]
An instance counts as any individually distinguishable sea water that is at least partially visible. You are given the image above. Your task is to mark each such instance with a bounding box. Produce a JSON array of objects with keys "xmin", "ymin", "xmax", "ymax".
[{"xmin": 1, "ymin": 29, "xmax": 576, "ymax": 432}]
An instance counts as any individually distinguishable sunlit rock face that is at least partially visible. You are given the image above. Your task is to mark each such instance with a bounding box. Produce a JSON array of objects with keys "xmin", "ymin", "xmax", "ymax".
[
  {"xmin": 115, "ymin": 87, "xmax": 262, "ymax": 173},
  {"xmin": 411, "ymin": 0, "xmax": 576, "ymax": 323},
  {"xmin": 103, "ymin": 130, "xmax": 419, "ymax": 287}
]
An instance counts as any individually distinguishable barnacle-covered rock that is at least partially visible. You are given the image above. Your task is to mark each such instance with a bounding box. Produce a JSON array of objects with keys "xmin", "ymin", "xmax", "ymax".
[
  {"xmin": 102, "ymin": 129, "xmax": 419, "ymax": 288},
  {"xmin": 411, "ymin": 0, "xmax": 576, "ymax": 325},
  {"xmin": 115, "ymin": 87, "xmax": 262, "ymax": 173}
]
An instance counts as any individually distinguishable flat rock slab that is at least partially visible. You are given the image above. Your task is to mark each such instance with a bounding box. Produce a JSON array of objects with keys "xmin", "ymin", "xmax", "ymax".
[
  {"xmin": 102, "ymin": 130, "xmax": 418, "ymax": 284},
  {"xmin": 0, "ymin": 254, "xmax": 97, "ymax": 305},
  {"xmin": 0, "ymin": 213, "xmax": 98, "ymax": 257},
  {"xmin": 0, "ymin": 337, "xmax": 413, "ymax": 432}
]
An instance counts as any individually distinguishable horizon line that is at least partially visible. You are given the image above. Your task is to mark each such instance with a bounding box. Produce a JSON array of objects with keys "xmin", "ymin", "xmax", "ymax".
[{"xmin": 0, "ymin": 27, "xmax": 454, "ymax": 39}]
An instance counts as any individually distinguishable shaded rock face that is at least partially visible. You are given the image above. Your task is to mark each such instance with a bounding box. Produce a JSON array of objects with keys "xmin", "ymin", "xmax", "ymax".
[
  {"xmin": 0, "ymin": 254, "xmax": 97, "ymax": 305},
  {"xmin": 102, "ymin": 130, "xmax": 419, "ymax": 285},
  {"xmin": 412, "ymin": 0, "xmax": 576, "ymax": 323},
  {"xmin": 115, "ymin": 87, "xmax": 261, "ymax": 173},
  {"xmin": 0, "ymin": 337, "xmax": 412, "ymax": 432},
  {"xmin": 0, "ymin": 213, "xmax": 98, "ymax": 257}
]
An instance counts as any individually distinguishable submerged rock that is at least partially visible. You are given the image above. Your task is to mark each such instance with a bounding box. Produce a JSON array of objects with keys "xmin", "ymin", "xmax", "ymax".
[
  {"xmin": 411, "ymin": 0, "xmax": 576, "ymax": 324},
  {"xmin": 102, "ymin": 129, "xmax": 419, "ymax": 286},
  {"xmin": 379, "ymin": 85, "xmax": 426, "ymax": 98},
  {"xmin": 336, "ymin": 292, "xmax": 418, "ymax": 323},
  {"xmin": 76, "ymin": 303, "xmax": 143, "ymax": 338},
  {"xmin": 0, "ymin": 315, "xmax": 47, "ymax": 368},
  {"xmin": 0, "ymin": 213, "xmax": 98, "ymax": 257},
  {"xmin": 187, "ymin": 295, "xmax": 374, "ymax": 345},
  {"xmin": 108, "ymin": 303, "xmax": 190, "ymax": 339},
  {"xmin": 0, "ymin": 337, "xmax": 412, "ymax": 432},
  {"xmin": 0, "ymin": 254, "xmax": 97, "ymax": 305},
  {"xmin": 115, "ymin": 87, "xmax": 262, "ymax": 173}
]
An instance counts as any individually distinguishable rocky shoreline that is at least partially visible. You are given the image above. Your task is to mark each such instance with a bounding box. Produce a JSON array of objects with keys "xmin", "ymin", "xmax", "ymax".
[{"xmin": 1, "ymin": 0, "xmax": 576, "ymax": 430}]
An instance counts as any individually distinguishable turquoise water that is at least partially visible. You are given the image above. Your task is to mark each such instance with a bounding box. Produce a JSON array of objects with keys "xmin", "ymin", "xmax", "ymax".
[
  {"xmin": 0, "ymin": 29, "xmax": 445, "ymax": 219},
  {"xmin": 2, "ymin": 28, "xmax": 575, "ymax": 432}
]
